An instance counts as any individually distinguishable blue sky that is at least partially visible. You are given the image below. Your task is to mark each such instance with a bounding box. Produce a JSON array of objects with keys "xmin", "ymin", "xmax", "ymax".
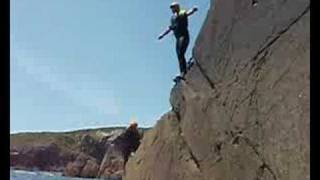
[{"xmin": 10, "ymin": 0, "xmax": 210, "ymax": 133}]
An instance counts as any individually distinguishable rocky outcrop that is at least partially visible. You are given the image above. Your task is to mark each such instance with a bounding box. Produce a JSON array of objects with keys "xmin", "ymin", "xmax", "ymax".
[
  {"xmin": 98, "ymin": 127, "xmax": 141, "ymax": 178},
  {"xmin": 98, "ymin": 147, "xmax": 125, "ymax": 179},
  {"xmin": 124, "ymin": 0, "xmax": 310, "ymax": 180},
  {"xmin": 79, "ymin": 134, "xmax": 105, "ymax": 162},
  {"xmin": 63, "ymin": 128, "xmax": 142, "ymax": 179},
  {"xmin": 11, "ymin": 127, "xmax": 143, "ymax": 179},
  {"xmin": 10, "ymin": 143, "xmax": 76, "ymax": 172},
  {"xmin": 63, "ymin": 153, "xmax": 100, "ymax": 178}
]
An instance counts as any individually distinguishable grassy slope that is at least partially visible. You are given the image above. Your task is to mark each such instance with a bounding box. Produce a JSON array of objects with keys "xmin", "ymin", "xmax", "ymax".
[{"xmin": 10, "ymin": 127, "xmax": 150, "ymax": 151}]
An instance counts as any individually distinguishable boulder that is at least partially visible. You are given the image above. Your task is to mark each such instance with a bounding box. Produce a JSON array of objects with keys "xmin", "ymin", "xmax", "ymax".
[{"xmin": 63, "ymin": 153, "xmax": 99, "ymax": 178}]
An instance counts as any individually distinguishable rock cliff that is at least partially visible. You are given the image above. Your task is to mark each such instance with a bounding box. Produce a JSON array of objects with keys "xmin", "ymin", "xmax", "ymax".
[
  {"xmin": 124, "ymin": 0, "xmax": 310, "ymax": 179},
  {"xmin": 10, "ymin": 127, "xmax": 144, "ymax": 179}
]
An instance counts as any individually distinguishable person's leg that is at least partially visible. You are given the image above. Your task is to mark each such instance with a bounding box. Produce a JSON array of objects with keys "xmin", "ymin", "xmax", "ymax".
[
  {"xmin": 180, "ymin": 35, "xmax": 189, "ymax": 76},
  {"xmin": 176, "ymin": 38, "xmax": 183, "ymax": 74},
  {"xmin": 176, "ymin": 36, "xmax": 188, "ymax": 76},
  {"xmin": 123, "ymin": 152, "xmax": 129, "ymax": 174}
]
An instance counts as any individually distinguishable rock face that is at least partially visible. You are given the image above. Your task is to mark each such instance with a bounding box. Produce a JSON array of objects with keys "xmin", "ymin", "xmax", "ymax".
[
  {"xmin": 124, "ymin": 0, "xmax": 310, "ymax": 180},
  {"xmin": 63, "ymin": 128, "xmax": 142, "ymax": 179},
  {"xmin": 11, "ymin": 127, "xmax": 143, "ymax": 179},
  {"xmin": 63, "ymin": 153, "xmax": 100, "ymax": 178},
  {"xmin": 98, "ymin": 128, "xmax": 141, "ymax": 178},
  {"xmin": 10, "ymin": 143, "xmax": 75, "ymax": 172},
  {"xmin": 79, "ymin": 134, "xmax": 105, "ymax": 162}
]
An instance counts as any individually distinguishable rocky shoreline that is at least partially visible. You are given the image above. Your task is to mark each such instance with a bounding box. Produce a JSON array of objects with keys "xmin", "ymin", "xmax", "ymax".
[{"xmin": 10, "ymin": 127, "xmax": 145, "ymax": 179}]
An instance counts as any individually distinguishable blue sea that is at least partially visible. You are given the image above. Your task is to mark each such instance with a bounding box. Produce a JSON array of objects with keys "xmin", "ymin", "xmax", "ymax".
[{"xmin": 10, "ymin": 170, "xmax": 119, "ymax": 180}]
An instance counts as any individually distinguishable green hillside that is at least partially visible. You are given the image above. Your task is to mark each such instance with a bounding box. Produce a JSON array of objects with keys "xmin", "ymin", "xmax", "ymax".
[{"xmin": 10, "ymin": 127, "xmax": 150, "ymax": 151}]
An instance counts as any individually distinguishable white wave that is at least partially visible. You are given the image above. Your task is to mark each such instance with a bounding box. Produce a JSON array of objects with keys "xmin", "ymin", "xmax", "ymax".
[{"xmin": 12, "ymin": 170, "xmax": 38, "ymax": 175}]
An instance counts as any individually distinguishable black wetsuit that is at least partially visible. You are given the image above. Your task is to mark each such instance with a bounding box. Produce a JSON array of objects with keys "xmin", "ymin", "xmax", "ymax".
[{"xmin": 170, "ymin": 9, "xmax": 190, "ymax": 75}]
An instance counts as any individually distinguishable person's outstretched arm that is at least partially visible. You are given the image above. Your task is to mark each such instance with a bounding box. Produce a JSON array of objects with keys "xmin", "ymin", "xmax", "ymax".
[
  {"xmin": 158, "ymin": 26, "xmax": 172, "ymax": 40},
  {"xmin": 187, "ymin": 6, "xmax": 198, "ymax": 16}
]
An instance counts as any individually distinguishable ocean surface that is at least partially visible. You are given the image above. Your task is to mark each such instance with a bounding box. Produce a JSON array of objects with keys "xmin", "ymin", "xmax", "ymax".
[{"xmin": 10, "ymin": 170, "xmax": 119, "ymax": 180}]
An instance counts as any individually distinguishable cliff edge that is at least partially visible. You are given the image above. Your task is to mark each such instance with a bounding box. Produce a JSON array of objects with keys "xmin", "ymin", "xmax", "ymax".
[{"xmin": 124, "ymin": 0, "xmax": 310, "ymax": 179}]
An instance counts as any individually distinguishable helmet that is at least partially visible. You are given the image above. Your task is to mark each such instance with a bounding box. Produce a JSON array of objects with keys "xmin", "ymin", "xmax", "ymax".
[
  {"xmin": 129, "ymin": 119, "xmax": 138, "ymax": 128},
  {"xmin": 170, "ymin": 2, "xmax": 180, "ymax": 8}
]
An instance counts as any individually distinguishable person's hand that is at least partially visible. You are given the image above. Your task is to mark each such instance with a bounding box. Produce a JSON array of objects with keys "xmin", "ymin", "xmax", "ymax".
[
  {"xmin": 158, "ymin": 34, "xmax": 164, "ymax": 40},
  {"xmin": 193, "ymin": 6, "xmax": 198, "ymax": 12}
]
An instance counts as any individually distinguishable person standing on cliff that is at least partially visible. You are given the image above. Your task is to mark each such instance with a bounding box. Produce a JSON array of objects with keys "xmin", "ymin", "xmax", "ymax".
[
  {"xmin": 119, "ymin": 120, "xmax": 141, "ymax": 171},
  {"xmin": 158, "ymin": 2, "xmax": 198, "ymax": 82}
]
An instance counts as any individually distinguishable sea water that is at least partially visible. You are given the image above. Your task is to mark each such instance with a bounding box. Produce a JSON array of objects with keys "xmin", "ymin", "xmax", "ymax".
[{"xmin": 10, "ymin": 169, "xmax": 117, "ymax": 180}]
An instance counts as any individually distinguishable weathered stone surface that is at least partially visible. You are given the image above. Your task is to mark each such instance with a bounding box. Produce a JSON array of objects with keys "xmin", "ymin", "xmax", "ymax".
[
  {"xmin": 10, "ymin": 143, "xmax": 75, "ymax": 172},
  {"xmin": 11, "ymin": 127, "xmax": 143, "ymax": 179},
  {"xmin": 124, "ymin": 111, "xmax": 204, "ymax": 180},
  {"xmin": 79, "ymin": 134, "xmax": 105, "ymax": 162},
  {"xmin": 98, "ymin": 148, "xmax": 124, "ymax": 179},
  {"xmin": 63, "ymin": 153, "xmax": 98, "ymax": 178},
  {"xmin": 98, "ymin": 127, "xmax": 141, "ymax": 179},
  {"xmin": 62, "ymin": 128, "xmax": 142, "ymax": 179},
  {"xmin": 125, "ymin": 0, "xmax": 310, "ymax": 179},
  {"xmin": 81, "ymin": 158, "xmax": 100, "ymax": 178}
]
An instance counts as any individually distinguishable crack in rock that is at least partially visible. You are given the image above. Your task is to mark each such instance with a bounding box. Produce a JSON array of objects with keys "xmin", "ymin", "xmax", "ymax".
[
  {"xmin": 255, "ymin": 162, "xmax": 277, "ymax": 180},
  {"xmin": 239, "ymin": 4, "xmax": 310, "ymax": 73},
  {"xmin": 270, "ymin": 59, "xmax": 295, "ymax": 89},
  {"xmin": 228, "ymin": 130, "xmax": 277, "ymax": 180},
  {"xmin": 174, "ymin": 113, "xmax": 202, "ymax": 172},
  {"xmin": 252, "ymin": 4, "xmax": 310, "ymax": 63},
  {"xmin": 242, "ymin": 136, "xmax": 278, "ymax": 180},
  {"xmin": 192, "ymin": 56, "xmax": 216, "ymax": 90},
  {"xmin": 178, "ymin": 128, "xmax": 202, "ymax": 172}
]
